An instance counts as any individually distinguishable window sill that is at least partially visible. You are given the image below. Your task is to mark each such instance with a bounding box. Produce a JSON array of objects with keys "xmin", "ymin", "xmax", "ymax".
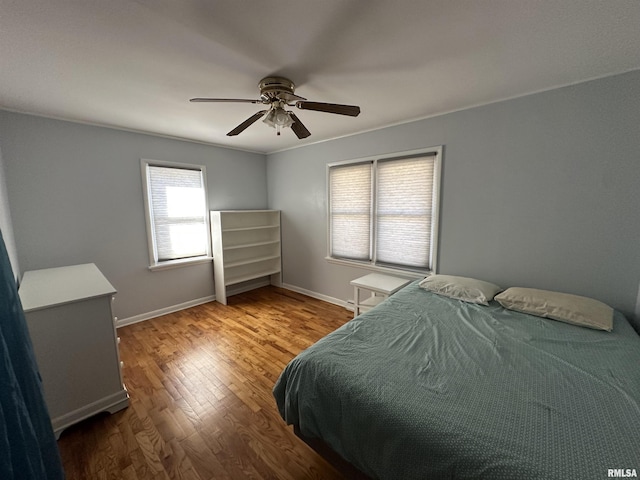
[
  {"xmin": 324, "ymin": 256, "xmax": 429, "ymax": 279},
  {"xmin": 149, "ymin": 256, "xmax": 213, "ymax": 272}
]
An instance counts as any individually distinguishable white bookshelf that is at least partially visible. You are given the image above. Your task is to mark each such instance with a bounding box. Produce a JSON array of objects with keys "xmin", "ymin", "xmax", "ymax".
[{"xmin": 210, "ymin": 210, "xmax": 282, "ymax": 305}]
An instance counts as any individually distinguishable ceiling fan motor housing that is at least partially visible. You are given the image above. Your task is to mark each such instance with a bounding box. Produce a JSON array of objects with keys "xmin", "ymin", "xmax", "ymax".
[{"xmin": 259, "ymin": 76, "xmax": 296, "ymax": 102}]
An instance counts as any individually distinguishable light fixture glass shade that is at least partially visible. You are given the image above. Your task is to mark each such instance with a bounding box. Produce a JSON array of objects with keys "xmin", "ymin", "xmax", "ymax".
[
  {"xmin": 263, "ymin": 107, "xmax": 293, "ymax": 128},
  {"xmin": 262, "ymin": 109, "xmax": 277, "ymax": 127}
]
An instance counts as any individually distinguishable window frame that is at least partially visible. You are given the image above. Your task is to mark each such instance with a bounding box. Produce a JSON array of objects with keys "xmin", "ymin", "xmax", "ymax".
[
  {"xmin": 141, "ymin": 159, "xmax": 212, "ymax": 271},
  {"xmin": 326, "ymin": 146, "xmax": 442, "ymax": 277}
]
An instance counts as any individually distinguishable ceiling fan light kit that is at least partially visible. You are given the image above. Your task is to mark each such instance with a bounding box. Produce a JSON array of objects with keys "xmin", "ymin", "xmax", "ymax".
[
  {"xmin": 262, "ymin": 103, "xmax": 294, "ymax": 135},
  {"xmin": 190, "ymin": 76, "xmax": 360, "ymax": 139}
]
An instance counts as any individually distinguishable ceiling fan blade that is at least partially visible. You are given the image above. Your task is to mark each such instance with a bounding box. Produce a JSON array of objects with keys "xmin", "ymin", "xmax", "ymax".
[
  {"xmin": 295, "ymin": 101, "xmax": 360, "ymax": 117},
  {"xmin": 289, "ymin": 113, "xmax": 311, "ymax": 139},
  {"xmin": 227, "ymin": 110, "xmax": 268, "ymax": 136},
  {"xmin": 278, "ymin": 92, "xmax": 307, "ymax": 102},
  {"xmin": 190, "ymin": 98, "xmax": 262, "ymax": 103}
]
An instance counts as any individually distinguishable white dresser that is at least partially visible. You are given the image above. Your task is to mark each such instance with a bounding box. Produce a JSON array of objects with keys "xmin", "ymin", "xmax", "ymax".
[{"xmin": 19, "ymin": 263, "xmax": 129, "ymax": 438}]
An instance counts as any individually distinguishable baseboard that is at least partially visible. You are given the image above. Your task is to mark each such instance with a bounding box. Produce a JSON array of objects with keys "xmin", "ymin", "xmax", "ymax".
[
  {"xmin": 116, "ymin": 295, "xmax": 215, "ymax": 328},
  {"xmin": 281, "ymin": 283, "xmax": 353, "ymax": 311},
  {"xmin": 116, "ymin": 280, "xmax": 351, "ymax": 328}
]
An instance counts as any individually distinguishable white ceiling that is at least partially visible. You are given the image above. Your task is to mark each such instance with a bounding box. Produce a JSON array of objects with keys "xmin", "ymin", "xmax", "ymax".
[{"xmin": 2, "ymin": 1, "xmax": 640, "ymax": 154}]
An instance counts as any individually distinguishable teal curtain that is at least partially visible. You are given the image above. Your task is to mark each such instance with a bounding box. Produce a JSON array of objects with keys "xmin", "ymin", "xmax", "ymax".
[{"xmin": 0, "ymin": 230, "xmax": 65, "ymax": 479}]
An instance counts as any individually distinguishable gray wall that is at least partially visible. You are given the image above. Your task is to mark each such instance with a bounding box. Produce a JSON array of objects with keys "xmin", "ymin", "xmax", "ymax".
[
  {"xmin": 0, "ymin": 145, "xmax": 19, "ymax": 279},
  {"xmin": 0, "ymin": 111, "xmax": 267, "ymax": 320},
  {"xmin": 2, "ymin": 70, "xmax": 639, "ymax": 324},
  {"xmin": 267, "ymin": 70, "xmax": 640, "ymax": 321}
]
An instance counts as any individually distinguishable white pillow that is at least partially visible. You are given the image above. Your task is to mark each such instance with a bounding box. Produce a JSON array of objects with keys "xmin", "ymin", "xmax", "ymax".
[
  {"xmin": 494, "ymin": 287, "xmax": 613, "ymax": 331},
  {"xmin": 419, "ymin": 274, "xmax": 502, "ymax": 306}
]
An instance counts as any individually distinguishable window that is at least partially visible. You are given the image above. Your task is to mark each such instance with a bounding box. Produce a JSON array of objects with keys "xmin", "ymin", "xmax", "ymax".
[
  {"xmin": 328, "ymin": 147, "xmax": 441, "ymax": 273},
  {"xmin": 141, "ymin": 160, "xmax": 211, "ymax": 269}
]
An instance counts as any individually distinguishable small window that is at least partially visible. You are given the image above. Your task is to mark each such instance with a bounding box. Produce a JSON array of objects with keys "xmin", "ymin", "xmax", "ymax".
[
  {"xmin": 141, "ymin": 160, "xmax": 211, "ymax": 269},
  {"xmin": 328, "ymin": 147, "xmax": 441, "ymax": 274}
]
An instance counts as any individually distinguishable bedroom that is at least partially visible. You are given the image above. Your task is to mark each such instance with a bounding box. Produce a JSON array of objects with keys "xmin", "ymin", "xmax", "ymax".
[{"xmin": 1, "ymin": 1, "xmax": 640, "ymax": 479}]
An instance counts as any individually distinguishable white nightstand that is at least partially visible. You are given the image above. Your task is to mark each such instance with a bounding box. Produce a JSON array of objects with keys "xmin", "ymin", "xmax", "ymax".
[{"xmin": 350, "ymin": 273, "xmax": 412, "ymax": 317}]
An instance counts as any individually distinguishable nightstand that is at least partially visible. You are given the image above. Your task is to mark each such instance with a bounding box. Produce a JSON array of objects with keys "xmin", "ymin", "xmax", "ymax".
[{"xmin": 350, "ymin": 273, "xmax": 412, "ymax": 317}]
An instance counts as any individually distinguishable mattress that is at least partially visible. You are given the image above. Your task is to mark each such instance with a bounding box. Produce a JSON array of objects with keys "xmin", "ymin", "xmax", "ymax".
[{"xmin": 273, "ymin": 280, "xmax": 640, "ymax": 479}]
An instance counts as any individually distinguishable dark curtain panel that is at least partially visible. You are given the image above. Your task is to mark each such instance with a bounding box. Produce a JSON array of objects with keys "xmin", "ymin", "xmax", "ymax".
[{"xmin": 0, "ymin": 230, "xmax": 65, "ymax": 479}]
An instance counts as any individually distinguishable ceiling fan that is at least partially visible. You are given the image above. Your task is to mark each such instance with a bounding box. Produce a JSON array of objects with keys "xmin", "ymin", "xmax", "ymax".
[{"xmin": 190, "ymin": 76, "xmax": 361, "ymax": 139}]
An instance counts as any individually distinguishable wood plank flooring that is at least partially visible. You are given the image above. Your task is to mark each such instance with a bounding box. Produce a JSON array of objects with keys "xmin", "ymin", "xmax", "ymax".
[{"xmin": 57, "ymin": 286, "xmax": 355, "ymax": 479}]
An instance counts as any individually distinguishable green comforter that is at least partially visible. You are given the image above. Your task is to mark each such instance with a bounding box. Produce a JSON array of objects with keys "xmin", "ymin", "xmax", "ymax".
[{"xmin": 273, "ymin": 281, "xmax": 640, "ymax": 479}]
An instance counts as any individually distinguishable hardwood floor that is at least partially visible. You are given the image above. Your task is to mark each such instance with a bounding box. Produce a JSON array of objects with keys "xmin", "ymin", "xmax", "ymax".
[{"xmin": 57, "ymin": 286, "xmax": 355, "ymax": 480}]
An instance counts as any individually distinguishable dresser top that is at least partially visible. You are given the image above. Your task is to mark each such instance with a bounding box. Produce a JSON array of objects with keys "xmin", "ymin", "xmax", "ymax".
[{"xmin": 19, "ymin": 263, "xmax": 116, "ymax": 312}]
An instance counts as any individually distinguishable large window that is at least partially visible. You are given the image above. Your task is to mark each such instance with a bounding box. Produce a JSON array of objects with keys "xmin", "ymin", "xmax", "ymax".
[
  {"xmin": 141, "ymin": 160, "xmax": 211, "ymax": 269},
  {"xmin": 328, "ymin": 147, "xmax": 441, "ymax": 273}
]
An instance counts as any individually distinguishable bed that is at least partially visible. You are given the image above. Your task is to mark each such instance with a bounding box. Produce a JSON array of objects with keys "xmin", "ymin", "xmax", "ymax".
[{"xmin": 273, "ymin": 279, "xmax": 640, "ymax": 479}]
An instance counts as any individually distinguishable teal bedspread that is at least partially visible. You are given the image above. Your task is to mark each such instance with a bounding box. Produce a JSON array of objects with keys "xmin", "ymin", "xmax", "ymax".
[{"xmin": 273, "ymin": 281, "xmax": 640, "ymax": 479}]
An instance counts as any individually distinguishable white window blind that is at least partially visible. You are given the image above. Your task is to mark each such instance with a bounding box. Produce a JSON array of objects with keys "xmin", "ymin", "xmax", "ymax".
[
  {"xmin": 329, "ymin": 162, "xmax": 372, "ymax": 260},
  {"xmin": 146, "ymin": 165, "xmax": 208, "ymax": 262},
  {"xmin": 328, "ymin": 149, "xmax": 440, "ymax": 273},
  {"xmin": 376, "ymin": 156, "xmax": 434, "ymax": 269}
]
